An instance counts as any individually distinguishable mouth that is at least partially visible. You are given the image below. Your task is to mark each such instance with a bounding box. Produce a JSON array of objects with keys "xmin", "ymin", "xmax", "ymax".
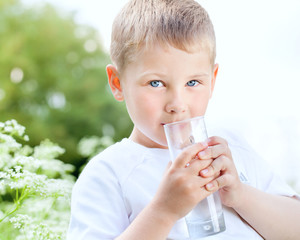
[{"xmin": 161, "ymin": 120, "xmax": 183, "ymax": 126}]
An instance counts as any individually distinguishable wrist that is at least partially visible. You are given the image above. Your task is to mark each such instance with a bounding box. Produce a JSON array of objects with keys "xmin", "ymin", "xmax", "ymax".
[
  {"xmin": 230, "ymin": 183, "xmax": 250, "ymax": 211},
  {"xmin": 148, "ymin": 199, "xmax": 180, "ymax": 228}
]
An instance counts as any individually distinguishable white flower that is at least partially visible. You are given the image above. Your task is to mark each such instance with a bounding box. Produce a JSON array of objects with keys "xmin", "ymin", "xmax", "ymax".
[
  {"xmin": 14, "ymin": 165, "xmax": 22, "ymax": 172},
  {"xmin": 0, "ymin": 171, "xmax": 10, "ymax": 179},
  {"xmin": 33, "ymin": 139, "xmax": 65, "ymax": 160},
  {"xmin": 0, "ymin": 133, "xmax": 22, "ymax": 152},
  {"xmin": 0, "ymin": 180, "xmax": 6, "ymax": 194},
  {"xmin": 4, "ymin": 126, "xmax": 13, "ymax": 132},
  {"xmin": 43, "ymin": 178, "xmax": 74, "ymax": 200},
  {"xmin": 9, "ymin": 214, "xmax": 32, "ymax": 228},
  {"xmin": 38, "ymin": 159, "xmax": 75, "ymax": 179},
  {"xmin": 0, "ymin": 120, "xmax": 75, "ymax": 239},
  {"xmin": 24, "ymin": 135, "xmax": 29, "ymax": 141},
  {"xmin": 12, "ymin": 155, "xmax": 41, "ymax": 172},
  {"xmin": 0, "ymin": 119, "xmax": 28, "ymax": 141},
  {"xmin": 78, "ymin": 135, "xmax": 114, "ymax": 158}
]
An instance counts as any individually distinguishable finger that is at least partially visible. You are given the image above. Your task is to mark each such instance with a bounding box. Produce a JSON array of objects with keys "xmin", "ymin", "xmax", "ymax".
[
  {"xmin": 207, "ymin": 136, "xmax": 228, "ymax": 147},
  {"xmin": 165, "ymin": 161, "xmax": 172, "ymax": 171},
  {"xmin": 194, "ymin": 176, "xmax": 217, "ymax": 197},
  {"xmin": 172, "ymin": 142, "xmax": 208, "ymax": 168},
  {"xmin": 197, "ymin": 186, "xmax": 215, "ymax": 200},
  {"xmin": 205, "ymin": 174, "xmax": 233, "ymax": 192},
  {"xmin": 186, "ymin": 158, "xmax": 213, "ymax": 176},
  {"xmin": 198, "ymin": 144, "xmax": 227, "ymax": 160},
  {"xmin": 199, "ymin": 155, "xmax": 230, "ymax": 177},
  {"xmin": 198, "ymin": 140, "xmax": 231, "ymax": 160},
  {"xmin": 189, "ymin": 173, "xmax": 215, "ymax": 190}
]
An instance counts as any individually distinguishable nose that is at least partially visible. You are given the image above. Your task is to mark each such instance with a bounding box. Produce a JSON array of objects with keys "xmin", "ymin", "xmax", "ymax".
[{"xmin": 165, "ymin": 90, "xmax": 187, "ymax": 114}]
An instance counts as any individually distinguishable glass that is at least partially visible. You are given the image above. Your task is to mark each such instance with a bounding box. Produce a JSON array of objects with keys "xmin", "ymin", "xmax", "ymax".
[{"xmin": 164, "ymin": 116, "xmax": 226, "ymax": 239}]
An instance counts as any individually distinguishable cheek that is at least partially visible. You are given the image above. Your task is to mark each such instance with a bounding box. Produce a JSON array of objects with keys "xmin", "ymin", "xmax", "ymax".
[
  {"xmin": 190, "ymin": 92, "xmax": 211, "ymax": 115},
  {"xmin": 137, "ymin": 92, "xmax": 161, "ymax": 113},
  {"xmin": 126, "ymin": 90, "xmax": 161, "ymax": 119}
]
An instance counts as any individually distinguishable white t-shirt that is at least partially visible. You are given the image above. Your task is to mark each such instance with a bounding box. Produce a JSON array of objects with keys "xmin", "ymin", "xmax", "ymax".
[{"xmin": 67, "ymin": 130, "xmax": 299, "ymax": 240}]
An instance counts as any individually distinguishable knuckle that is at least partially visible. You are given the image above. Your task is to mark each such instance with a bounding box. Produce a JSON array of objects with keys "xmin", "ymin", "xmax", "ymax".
[
  {"xmin": 209, "ymin": 136, "xmax": 217, "ymax": 142},
  {"xmin": 197, "ymin": 159, "xmax": 211, "ymax": 170},
  {"xmin": 223, "ymin": 139, "xmax": 229, "ymax": 147},
  {"xmin": 182, "ymin": 182, "xmax": 199, "ymax": 201},
  {"xmin": 226, "ymin": 148, "xmax": 232, "ymax": 157},
  {"xmin": 208, "ymin": 147, "xmax": 213, "ymax": 158},
  {"xmin": 215, "ymin": 178, "xmax": 221, "ymax": 188},
  {"xmin": 168, "ymin": 167, "xmax": 177, "ymax": 175},
  {"xmin": 180, "ymin": 149, "xmax": 191, "ymax": 160},
  {"xmin": 209, "ymin": 162, "xmax": 216, "ymax": 172},
  {"xmin": 213, "ymin": 171, "xmax": 220, "ymax": 179},
  {"xmin": 220, "ymin": 174, "xmax": 230, "ymax": 185},
  {"xmin": 174, "ymin": 173, "xmax": 188, "ymax": 185},
  {"xmin": 220, "ymin": 155, "xmax": 227, "ymax": 162},
  {"xmin": 184, "ymin": 182, "xmax": 194, "ymax": 194}
]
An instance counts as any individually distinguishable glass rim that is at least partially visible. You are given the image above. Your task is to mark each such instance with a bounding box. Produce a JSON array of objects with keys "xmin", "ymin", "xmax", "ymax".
[{"xmin": 163, "ymin": 115, "xmax": 205, "ymax": 127}]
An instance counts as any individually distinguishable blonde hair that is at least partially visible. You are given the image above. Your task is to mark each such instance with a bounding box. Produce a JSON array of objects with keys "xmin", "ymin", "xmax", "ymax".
[{"xmin": 110, "ymin": 0, "xmax": 216, "ymax": 74}]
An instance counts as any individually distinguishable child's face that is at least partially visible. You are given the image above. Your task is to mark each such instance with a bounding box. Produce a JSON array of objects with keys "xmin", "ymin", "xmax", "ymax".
[{"xmin": 107, "ymin": 44, "xmax": 218, "ymax": 149}]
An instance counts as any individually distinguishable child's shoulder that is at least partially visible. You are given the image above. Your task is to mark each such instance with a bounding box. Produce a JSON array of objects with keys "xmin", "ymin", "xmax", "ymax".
[
  {"xmin": 94, "ymin": 138, "xmax": 147, "ymax": 163},
  {"xmin": 81, "ymin": 138, "xmax": 148, "ymax": 183}
]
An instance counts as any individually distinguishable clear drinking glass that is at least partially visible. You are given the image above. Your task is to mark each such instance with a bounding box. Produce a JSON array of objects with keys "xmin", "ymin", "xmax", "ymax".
[{"xmin": 164, "ymin": 116, "xmax": 226, "ymax": 239}]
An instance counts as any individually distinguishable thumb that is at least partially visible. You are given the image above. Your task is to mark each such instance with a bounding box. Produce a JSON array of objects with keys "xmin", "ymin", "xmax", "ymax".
[
  {"xmin": 163, "ymin": 161, "xmax": 172, "ymax": 174},
  {"xmin": 166, "ymin": 161, "xmax": 172, "ymax": 170}
]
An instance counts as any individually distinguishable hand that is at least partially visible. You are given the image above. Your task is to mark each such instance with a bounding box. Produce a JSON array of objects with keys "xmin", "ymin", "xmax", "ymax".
[
  {"xmin": 151, "ymin": 142, "xmax": 216, "ymax": 222},
  {"xmin": 198, "ymin": 136, "xmax": 243, "ymax": 208}
]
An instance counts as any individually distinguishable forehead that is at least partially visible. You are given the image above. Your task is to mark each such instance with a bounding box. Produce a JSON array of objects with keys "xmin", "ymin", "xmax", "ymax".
[
  {"xmin": 120, "ymin": 39, "xmax": 214, "ymax": 72},
  {"xmin": 121, "ymin": 44, "xmax": 213, "ymax": 79}
]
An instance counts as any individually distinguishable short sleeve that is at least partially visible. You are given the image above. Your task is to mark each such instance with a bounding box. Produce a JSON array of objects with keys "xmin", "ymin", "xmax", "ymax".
[
  {"xmin": 223, "ymin": 130, "xmax": 300, "ymax": 200},
  {"xmin": 67, "ymin": 157, "xmax": 130, "ymax": 240},
  {"xmin": 249, "ymin": 150, "xmax": 300, "ymax": 200}
]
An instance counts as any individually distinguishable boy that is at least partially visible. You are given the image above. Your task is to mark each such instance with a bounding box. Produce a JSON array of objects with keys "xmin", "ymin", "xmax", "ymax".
[{"xmin": 67, "ymin": 0, "xmax": 300, "ymax": 239}]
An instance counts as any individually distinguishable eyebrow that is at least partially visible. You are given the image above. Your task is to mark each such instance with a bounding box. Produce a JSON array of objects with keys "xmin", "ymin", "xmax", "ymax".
[
  {"xmin": 139, "ymin": 71, "xmax": 167, "ymax": 79},
  {"xmin": 188, "ymin": 73, "xmax": 210, "ymax": 79},
  {"xmin": 139, "ymin": 72, "xmax": 210, "ymax": 79}
]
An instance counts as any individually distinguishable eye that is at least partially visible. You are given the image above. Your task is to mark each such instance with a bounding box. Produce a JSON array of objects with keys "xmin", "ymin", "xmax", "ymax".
[
  {"xmin": 186, "ymin": 80, "xmax": 200, "ymax": 87},
  {"xmin": 149, "ymin": 80, "xmax": 163, "ymax": 87}
]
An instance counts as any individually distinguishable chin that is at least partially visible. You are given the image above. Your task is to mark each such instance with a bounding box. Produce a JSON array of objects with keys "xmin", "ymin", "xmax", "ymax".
[{"xmin": 153, "ymin": 137, "xmax": 168, "ymax": 149}]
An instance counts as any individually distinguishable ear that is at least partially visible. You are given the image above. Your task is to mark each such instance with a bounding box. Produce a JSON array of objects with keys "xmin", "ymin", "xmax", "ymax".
[
  {"xmin": 106, "ymin": 64, "xmax": 124, "ymax": 101},
  {"xmin": 209, "ymin": 63, "xmax": 219, "ymax": 98}
]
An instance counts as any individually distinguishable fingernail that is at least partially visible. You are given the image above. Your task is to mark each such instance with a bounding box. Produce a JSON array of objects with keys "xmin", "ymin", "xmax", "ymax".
[
  {"xmin": 201, "ymin": 168, "xmax": 209, "ymax": 175},
  {"xmin": 198, "ymin": 150, "xmax": 206, "ymax": 157},
  {"xmin": 206, "ymin": 182, "xmax": 214, "ymax": 190}
]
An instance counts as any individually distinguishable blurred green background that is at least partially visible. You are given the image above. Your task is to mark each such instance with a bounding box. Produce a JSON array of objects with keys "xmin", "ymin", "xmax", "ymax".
[{"xmin": 0, "ymin": 0, "xmax": 133, "ymax": 175}]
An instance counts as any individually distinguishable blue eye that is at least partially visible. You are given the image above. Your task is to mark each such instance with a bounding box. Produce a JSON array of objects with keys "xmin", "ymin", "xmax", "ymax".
[
  {"xmin": 186, "ymin": 80, "xmax": 199, "ymax": 87},
  {"xmin": 150, "ymin": 80, "xmax": 163, "ymax": 87}
]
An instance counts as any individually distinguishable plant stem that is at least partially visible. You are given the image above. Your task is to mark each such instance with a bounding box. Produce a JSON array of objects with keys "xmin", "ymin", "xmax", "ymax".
[
  {"xmin": 0, "ymin": 187, "xmax": 29, "ymax": 223},
  {"xmin": 0, "ymin": 202, "xmax": 20, "ymax": 223}
]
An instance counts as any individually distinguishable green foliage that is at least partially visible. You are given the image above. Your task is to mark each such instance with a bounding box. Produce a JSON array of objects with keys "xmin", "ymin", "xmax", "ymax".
[
  {"xmin": 0, "ymin": 119, "xmax": 75, "ymax": 240},
  {"xmin": 0, "ymin": 0, "xmax": 133, "ymax": 169}
]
